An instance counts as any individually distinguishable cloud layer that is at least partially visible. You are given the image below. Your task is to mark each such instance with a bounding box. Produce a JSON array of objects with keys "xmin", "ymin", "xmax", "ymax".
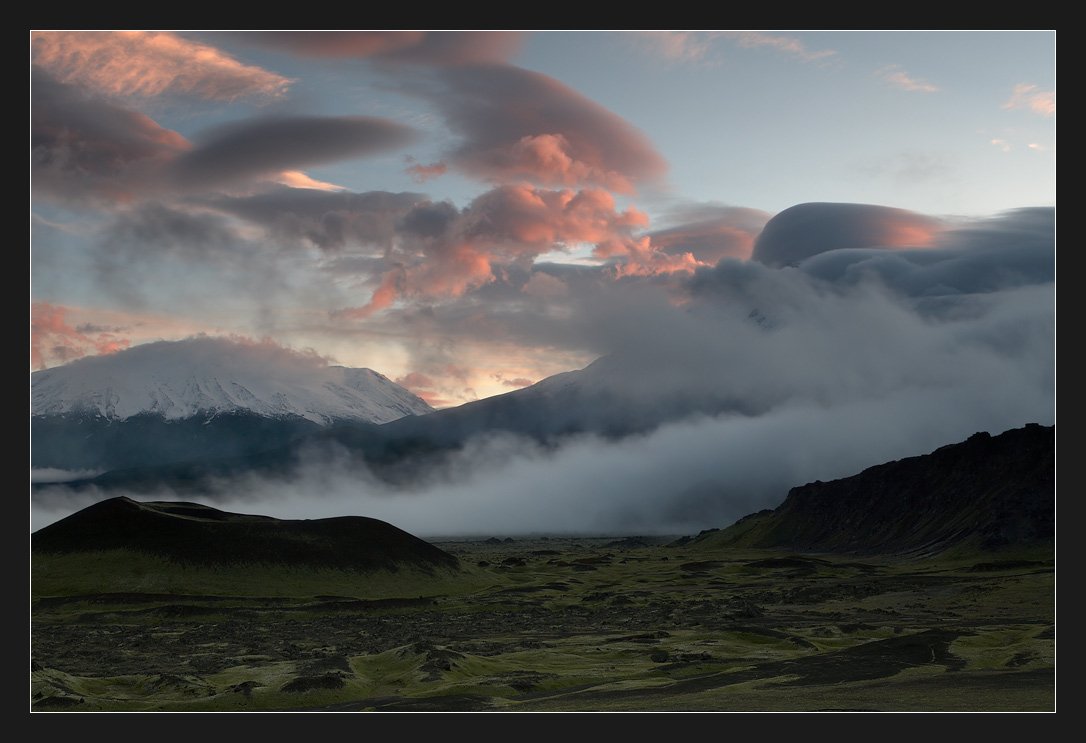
[
  {"xmin": 32, "ymin": 31, "xmax": 291, "ymax": 100},
  {"xmin": 417, "ymin": 64, "xmax": 668, "ymax": 193},
  {"xmin": 229, "ymin": 31, "xmax": 523, "ymax": 65},
  {"xmin": 33, "ymin": 206, "xmax": 1055, "ymax": 535}
]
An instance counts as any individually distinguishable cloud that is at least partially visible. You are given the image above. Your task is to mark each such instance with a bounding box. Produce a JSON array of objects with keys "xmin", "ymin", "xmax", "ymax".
[
  {"xmin": 203, "ymin": 188, "xmax": 426, "ymax": 251},
  {"xmin": 521, "ymin": 271, "xmax": 570, "ymax": 299},
  {"xmin": 32, "ymin": 73, "xmax": 408, "ymax": 204},
  {"xmin": 416, "ymin": 64, "xmax": 667, "ymax": 193},
  {"xmin": 757, "ymin": 207, "xmax": 1054, "ymax": 298},
  {"xmin": 636, "ymin": 32, "xmax": 722, "ymax": 64},
  {"xmin": 31, "ymin": 200, "xmax": 1054, "ymax": 533},
  {"xmin": 337, "ymin": 184, "xmax": 651, "ymax": 316},
  {"xmin": 227, "ymin": 31, "xmax": 523, "ymax": 65},
  {"xmin": 170, "ymin": 116, "xmax": 417, "ymax": 190},
  {"xmin": 637, "ymin": 31, "xmax": 835, "ymax": 66},
  {"xmin": 990, "ymin": 138, "xmax": 1012, "ymax": 153},
  {"xmin": 31, "ymin": 31, "xmax": 291, "ymax": 100},
  {"xmin": 274, "ymin": 170, "xmax": 347, "ymax": 192},
  {"xmin": 875, "ymin": 65, "xmax": 939, "ymax": 93},
  {"xmin": 645, "ymin": 205, "xmax": 771, "ymax": 264},
  {"xmin": 32, "ymin": 302, "xmax": 130, "ymax": 370},
  {"xmin": 722, "ymin": 32, "xmax": 837, "ymax": 63},
  {"xmin": 1003, "ymin": 83, "xmax": 1055, "ymax": 117},
  {"xmin": 405, "ymin": 158, "xmax": 448, "ymax": 183},
  {"xmin": 31, "ymin": 72, "xmax": 189, "ymax": 204},
  {"xmin": 47, "ymin": 270, "xmax": 1051, "ymax": 535},
  {"xmin": 750, "ymin": 202, "xmax": 943, "ymax": 267}
]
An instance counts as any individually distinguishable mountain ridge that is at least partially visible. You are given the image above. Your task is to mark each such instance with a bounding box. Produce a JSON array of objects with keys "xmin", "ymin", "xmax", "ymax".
[
  {"xmin": 31, "ymin": 337, "xmax": 433, "ymax": 425},
  {"xmin": 695, "ymin": 423, "xmax": 1054, "ymax": 556}
]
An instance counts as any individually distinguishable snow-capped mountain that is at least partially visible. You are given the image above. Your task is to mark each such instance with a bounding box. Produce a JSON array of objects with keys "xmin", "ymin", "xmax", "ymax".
[{"xmin": 31, "ymin": 337, "xmax": 433, "ymax": 425}]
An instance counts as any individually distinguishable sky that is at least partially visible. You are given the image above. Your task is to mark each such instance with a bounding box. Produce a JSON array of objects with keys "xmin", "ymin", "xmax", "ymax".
[{"xmin": 30, "ymin": 30, "xmax": 1055, "ymax": 408}]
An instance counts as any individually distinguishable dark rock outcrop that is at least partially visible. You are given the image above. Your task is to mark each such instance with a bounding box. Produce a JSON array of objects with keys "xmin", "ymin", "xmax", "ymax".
[{"xmin": 704, "ymin": 424, "xmax": 1053, "ymax": 555}]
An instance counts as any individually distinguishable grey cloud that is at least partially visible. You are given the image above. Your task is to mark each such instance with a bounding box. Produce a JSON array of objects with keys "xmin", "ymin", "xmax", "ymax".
[
  {"xmin": 171, "ymin": 116, "xmax": 417, "ymax": 190},
  {"xmin": 205, "ymin": 188, "xmax": 427, "ymax": 250},
  {"xmin": 398, "ymin": 200, "xmax": 459, "ymax": 239},
  {"xmin": 31, "ymin": 70, "xmax": 188, "ymax": 204},
  {"xmin": 648, "ymin": 205, "xmax": 771, "ymax": 263},
  {"xmin": 751, "ymin": 202, "xmax": 943, "ymax": 267},
  {"xmin": 798, "ymin": 207, "xmax": 1054, "ymax": 297},
  {"xmin": 32, "ymin": 201, "xmax": 1054, "ymax": 536}
]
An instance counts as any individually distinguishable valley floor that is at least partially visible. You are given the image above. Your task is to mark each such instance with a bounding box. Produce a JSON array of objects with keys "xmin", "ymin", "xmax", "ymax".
[{"xmin": 31, "ymin": 537, "xmax": 1055, "ymax": 712}]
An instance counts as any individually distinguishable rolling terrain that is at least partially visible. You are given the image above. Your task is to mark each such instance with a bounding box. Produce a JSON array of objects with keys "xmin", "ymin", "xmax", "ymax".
[{"xmin": 30, "ymin": 425, "xmax": 1055, "ymax": 711}]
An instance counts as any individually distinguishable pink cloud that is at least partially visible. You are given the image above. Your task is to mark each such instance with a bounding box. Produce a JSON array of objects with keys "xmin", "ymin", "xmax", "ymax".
[
  {"xmin": 337, "ymin": 184, "xmax": 652, "ymax": 316},
  {"xmin": 274, "ymin": 170, "xmax": 347, "ymax": 191},
  {"xmin": 31, "ymin": 31, "xmax": 292, "ymax": 100},
  {"xmin": 230, "ymin": 31, "xmax": 523, "ymax": 65},
  {"xmin": 424, "ymin": 64, "xmax": 667, "ymax": 193},
  {"xmin": 1003, "ymin": 83, "xmax": 1055, "ymax": 117},
  {"xmin": 32, "ymin": 302, "xmax": 131, "ymax": 370},
  {"xmin": 595, "ymin": 236, "xmax": 708, "ymax": 277},
  {"xmin": 876, "ymin": 65, "xmax": 939, "ymax": 93},
  {"xmin": 396, "ymin": 371, "xmax": 437, "ymax": 389},
  {"xmin": 405, "ymin": 159, "xmax": 449, "ymax": 183}
]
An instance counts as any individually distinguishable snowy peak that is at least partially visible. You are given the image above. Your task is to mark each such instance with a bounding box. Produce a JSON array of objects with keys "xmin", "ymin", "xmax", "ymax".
[{"xmin": 31, "ymin": 337, "xmax": 433, "ymax": 425}]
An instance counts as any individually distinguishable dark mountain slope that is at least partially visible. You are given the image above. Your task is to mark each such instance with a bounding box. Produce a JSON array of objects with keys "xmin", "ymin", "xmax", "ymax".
[{"xmin": 697, "ymin": 423, "xmax": 1054, "ymax": 556}]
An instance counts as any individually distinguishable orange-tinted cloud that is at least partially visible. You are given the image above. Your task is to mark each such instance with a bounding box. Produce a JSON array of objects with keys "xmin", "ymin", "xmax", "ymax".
[
  {"xmin": 646, "ymin": 207, "xmax": 771, "ymax": 264},
  {"xmin": 1003, "ymin": 83, "xmax": 1055, "ymax": 117},
  {"xmin": 752, "ymin": 202, "xmax": 944, "ymax": 268},
  {"xmin": 405, "ymin": 159, "xmax": 448, "ymax": 183},
  {"xmin": 394, "ymin": 365, "xmax": 477, "ymax": 408},
  {"xmin": 275, "ymin": 170, "xmax": 347, "ymax": 191},
  {"xmin": 31, "ymin": 302, "xmax": 130, "ymax": 370},
  {"xmin": 423, "ymin": 64, "xmax": 667, "ymax": 193},
  {"xmin": 229, "ymin": 31, "xmax": 523, "ymax": 65},
  {"xmin": 596, "ymin": 236, "xmax": 707, "ymax": 277},
  {"xmin": 31, "ymin": 31, "xmax": 291, "ymax": 100},
  {"xmin": 367, "ymin": 185, "xmax": 649, "ymax": 311}
]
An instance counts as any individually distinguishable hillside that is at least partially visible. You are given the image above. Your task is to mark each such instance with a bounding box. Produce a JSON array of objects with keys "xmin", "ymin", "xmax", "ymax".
[
  {"xmin": 32, "ymin": 496, "xmax": 459, "ymax": 574},
  {"xmin": 695, "ymin": 423, "xmax": 1054, "ymax": 556}
]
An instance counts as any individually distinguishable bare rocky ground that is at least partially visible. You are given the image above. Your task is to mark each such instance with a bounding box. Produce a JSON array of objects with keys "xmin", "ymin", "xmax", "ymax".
[{"xmin": 31, "ymin": 536, "xmax": 1055, "ymax": 712}]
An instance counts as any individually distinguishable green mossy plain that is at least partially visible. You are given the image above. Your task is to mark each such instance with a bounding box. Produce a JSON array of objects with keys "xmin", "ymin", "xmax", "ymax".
[{"xmin": 31, "ymin": 537, "xmax": 1054, "ymax": 712}]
